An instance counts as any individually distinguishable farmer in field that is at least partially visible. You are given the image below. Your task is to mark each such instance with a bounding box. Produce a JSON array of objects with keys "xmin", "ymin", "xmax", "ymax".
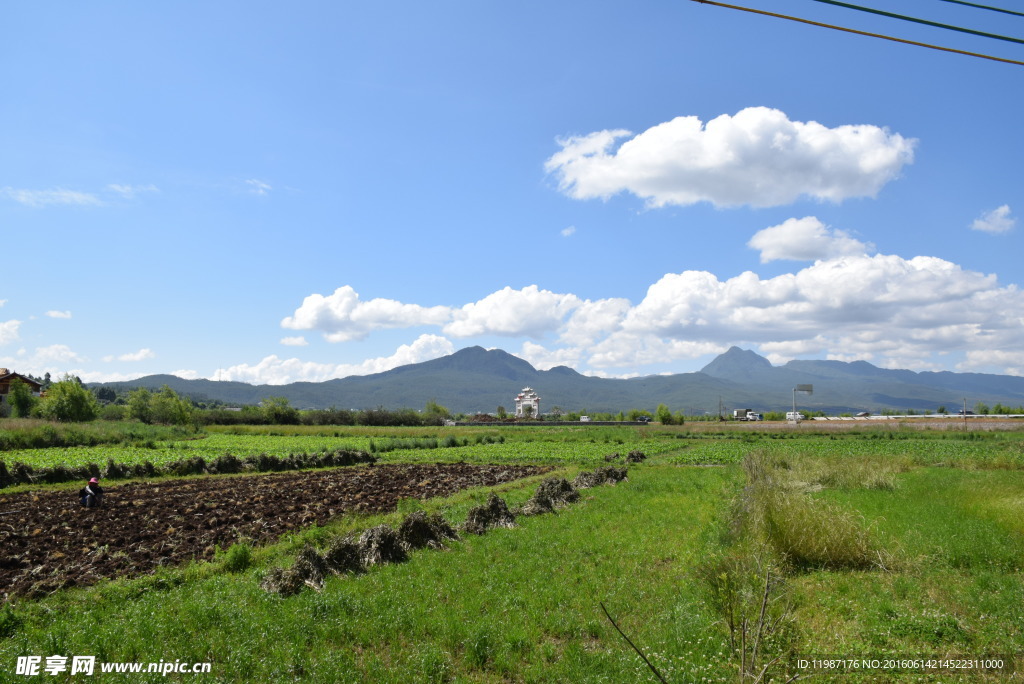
[{"xmin": 79, "ymin": 477, "xmax": 103, "ymax": 507}]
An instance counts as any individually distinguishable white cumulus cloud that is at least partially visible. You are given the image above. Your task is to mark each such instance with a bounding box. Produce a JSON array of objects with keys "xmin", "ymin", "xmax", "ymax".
[
  {"xmin": 212, "ymin": 334, "xmax": 454, "ymax": 384},
  {"xmin": 282, "ymin": 285, "xmax": 451, "ymax": 342},
  {"xmin": 971, "ymin": 205, "xmax": 1015, "ymax": 234},
  {"xmin": 545, "ymin": 107, "xmax": 915, "ymax": 208},
  {"xmin": 0, "ymin": 320, "xmax": 21, "ymax": 345},
  {"xmin": 0, "ymin": 344, "xmax": 85, "ymax": 375},
  {"xmin": 445, "ymin": 286, "xmax": 581, "ymax": 338},
  {"xmin": 748, "ymin": 217, "xmax": 874, "ymax": 262},
  {"xmin": 45, "ymin": 310, "xmax": 72, "ymax": 319},
  {"xmin": 280, "ymin": 336, "xmax": 309, "ymax": 346},
  {"xmin": 517, "ymin": 342, "xmax": 583, "ymax": 371},
  {"xmin": 959, "ymin": 349, "xmax": 1024, "ymax": 376},
  {"xmin": 274, "ymin": 243, "xmax": 1024, "ymax": 377},
  {"xmin": 103, "ymin": 348, "xmax": 155, "ymax": 362}
]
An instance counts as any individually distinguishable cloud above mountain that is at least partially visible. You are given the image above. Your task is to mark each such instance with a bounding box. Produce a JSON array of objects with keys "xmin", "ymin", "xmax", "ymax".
[
  {"xmin": 276, "ymin": 244, "xmax": 1023, "ymax": 382},
  {"xmin": 544, "ymin": 107, "xmax": 915, "ymax": 208},
  {"xmin": 748, "ymin": 217, "xmax": 874, "ymax": 262}
]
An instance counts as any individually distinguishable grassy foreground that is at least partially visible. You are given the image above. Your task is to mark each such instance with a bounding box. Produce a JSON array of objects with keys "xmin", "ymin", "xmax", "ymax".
[
  {"xmin": 3, "ymin": 427, "xmax": 1024, "ymax": 682},
  {"xmin": 1, "ymin": 464, "xmax": 739, "ymax": 682}
]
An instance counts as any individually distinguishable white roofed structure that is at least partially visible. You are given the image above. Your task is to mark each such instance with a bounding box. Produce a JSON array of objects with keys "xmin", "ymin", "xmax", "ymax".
[{"xmin": 514, "ymin": 387, "xmax": 540, "ymax": 419}]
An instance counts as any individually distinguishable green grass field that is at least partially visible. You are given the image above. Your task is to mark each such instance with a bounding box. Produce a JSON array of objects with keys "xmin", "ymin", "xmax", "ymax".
[{"xmin": 2, "ymin": 423, "xmax": 1024, "ymax": 682}]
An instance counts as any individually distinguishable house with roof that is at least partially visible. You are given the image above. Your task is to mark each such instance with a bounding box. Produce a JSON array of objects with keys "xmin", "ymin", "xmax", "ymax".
[{"xmin": 0, "ymin": 369, "xmax": 43, "ymax": 404}]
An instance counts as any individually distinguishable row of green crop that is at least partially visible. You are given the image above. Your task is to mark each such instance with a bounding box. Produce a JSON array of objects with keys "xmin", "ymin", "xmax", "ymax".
[
  {"xmin": 0, "ymin": 431, "xmax": 681, "ymax": 473},
  {"xmin": 667, "ymin": 436, "xmax": 1024, "ymax": 468},
  {"xmin": 0, "ymin": 450, "xmax": 377, "ymax": 488}
]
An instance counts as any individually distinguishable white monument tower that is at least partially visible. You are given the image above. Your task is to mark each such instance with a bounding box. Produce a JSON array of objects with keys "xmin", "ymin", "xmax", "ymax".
[{"xmin": 515, "ymin": 387, "xmax": 541, "ymax": 419}]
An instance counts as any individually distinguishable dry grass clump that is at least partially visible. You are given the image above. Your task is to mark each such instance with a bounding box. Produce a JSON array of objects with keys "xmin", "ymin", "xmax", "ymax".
[
  {"xmin": 519, "ymin": 478, "xmax": 579, "ymax": 516},
  {"xmin": 785, "ymin": 453, "xmax": 909, "ymax": 491},
  {"xmin": 358, "ymin": 525, "xmax": 409, "ymax": 566},
  {"xmin": 462, "ymin": 493, "xmax": 517, "ymax": 535},
  {"xmin": 260, "ymin": 545, "xmax": 329, "ymax": 596},
  {"xmin": 397, "ymin": 511, "xmax": 460, "ymax": 551},
  {"xmin": 323, "ymin": 536, "xmax": 363, "ymax": 575},
  {"xmin": 573, "ymin": 466, "xmax": 628, "ymax": 489},
  {"xmin": 625, "ymin": 450, "xmax": 647, "ymax": 463}
]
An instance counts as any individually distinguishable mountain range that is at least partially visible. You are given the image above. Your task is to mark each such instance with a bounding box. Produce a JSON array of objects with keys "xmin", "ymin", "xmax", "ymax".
[{"xmin": 88, "ymin": 346, "xmax": 1024, "ymax": 415}]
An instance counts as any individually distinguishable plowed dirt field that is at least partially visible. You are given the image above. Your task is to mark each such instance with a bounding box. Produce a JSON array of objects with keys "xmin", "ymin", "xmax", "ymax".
[{"xmin": 0, "ymin": 463, "xmax": 547, "ymax": 599}]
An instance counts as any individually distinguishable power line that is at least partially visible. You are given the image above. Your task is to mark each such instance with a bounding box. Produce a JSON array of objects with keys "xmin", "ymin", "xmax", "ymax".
[
  {"xmin": 804, "ymin": 0, "xmax": 1024, "ymax": 44},
  {"xmin": 932, "ymin": 0, "xmax": 1024, "ymax": 19},
  {"xmin": 691, "ymin": 0, "xmax": 1024, "ymax": 66}
]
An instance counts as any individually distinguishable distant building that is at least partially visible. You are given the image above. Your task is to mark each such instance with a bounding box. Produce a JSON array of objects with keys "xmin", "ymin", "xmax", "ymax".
[
  {"xmin": 0, "ymin": 369, "xmax": 43, "ymax": 404},
  {"xmin": 515, "ymin": 387, "xmax": 540, "ymax": 418}
]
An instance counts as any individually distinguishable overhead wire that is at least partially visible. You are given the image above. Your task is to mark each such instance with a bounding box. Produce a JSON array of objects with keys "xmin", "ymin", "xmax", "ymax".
[
  {"xmin": 931, "ymin": 0, "xmax": 1024, "ymax": 19},
  {"xmin": 803, "ymin": 0, "xmax": 1024, "ymax": 44},
  {"xmin": 690, "ymin": 0, "xmax": 1024, "ymax": 66}
]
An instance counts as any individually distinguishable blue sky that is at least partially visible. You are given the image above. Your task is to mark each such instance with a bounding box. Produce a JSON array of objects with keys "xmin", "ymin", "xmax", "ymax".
[{"xmin": 2, "ymin": 1, "xmax": 1022, "ymax": 384}]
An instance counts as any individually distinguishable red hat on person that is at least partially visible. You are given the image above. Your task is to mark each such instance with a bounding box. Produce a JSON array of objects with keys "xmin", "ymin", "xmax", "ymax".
[{"xmin": 89, "ymin": 477, "xmax": 99, "ymax": 484}]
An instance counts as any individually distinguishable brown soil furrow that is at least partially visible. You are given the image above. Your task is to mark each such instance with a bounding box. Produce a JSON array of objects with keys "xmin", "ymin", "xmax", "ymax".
[{"xmin": 0, "ymin": 463, "xmax": 546, "ymax": 599}]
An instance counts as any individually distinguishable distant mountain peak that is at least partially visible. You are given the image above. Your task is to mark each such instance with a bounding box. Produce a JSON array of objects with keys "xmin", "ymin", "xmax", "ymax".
[
  {"xmin": 415, "ymin": 346, "xmax": 537, "ymax": 380},
  {"xmin": 701, "ymin": 347, "xmax": 773, "ymax": 378}
]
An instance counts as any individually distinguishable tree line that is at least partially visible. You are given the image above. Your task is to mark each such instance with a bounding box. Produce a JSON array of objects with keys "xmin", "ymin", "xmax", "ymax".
[{"xmin": 4, "ymin": 377, "xmax": 457, "ymax": 427}]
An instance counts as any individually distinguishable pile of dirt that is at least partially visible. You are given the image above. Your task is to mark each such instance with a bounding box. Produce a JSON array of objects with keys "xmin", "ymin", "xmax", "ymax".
[
  {"xmin": 519, "ymin": 478, "xmax": 580, "ymax": 516},
  {"xmin": 462, "ymin": 493, "xmax": 516, "ymax": 535},
  {"xmin": 604, "ymin": 452, "xmax": 621, "ymax": 462},
  {"xmin": 397, "ymin": 511, "xmax": 459, "ymax": 551},
  {"xmin": 573, "ymin": 466, "xmax": 628, "ymax": 489},
  {"xmin": 358, "ymin": 525, "xmax": 408, "ymax": 566}
]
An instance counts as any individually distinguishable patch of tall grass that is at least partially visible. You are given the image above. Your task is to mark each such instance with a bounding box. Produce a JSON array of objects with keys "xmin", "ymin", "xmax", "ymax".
[
  {"xmin": 737, "ymin": 452, "xmax": 891, "ymax": 571},
  {"xmin": 0, "ymin": 419, "xmax": 194, "ymax": 451}
]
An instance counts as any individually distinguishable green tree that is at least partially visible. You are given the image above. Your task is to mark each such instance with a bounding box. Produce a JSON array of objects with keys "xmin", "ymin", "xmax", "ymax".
[
  {"xmin": 151, "ymin": 386, "xmax": 195, "ymax": 426},
  {"xmin": 655, "ymin": 403, "xmax": 673, "ymax": 425},
  {"xmin": 937, "ymin": 405, "xmax": 948, "ymax": 414},
  {"xmin": 523, "ymin": 405, "xmax": 534, "ymax": 420},
  {"xmin": 127, "ymin": 388, "xmax": 154, "ymax": 424},
  {"xmin": 261, "ymin": 396, "xmax": 299, "ymax": 424},
  {"xmin": 94, "ymin": 387, "xmax": 117, "ymax": 403},
  {"xmin": 36, "ymin": 375, "xmax": 99, "ymax": 422},
  {"xmin": 100, "ymin": 404, "xmax": 128, "ymax": 421},
  {"xmin": 627, "ymin": 408, "xmax": 653, "ymax": 422},
  {"xmin": 496, "ymin": 405, "xmax": 507, "ymax": 419},
  {"xmin": 974, "ymin": 402, "xmax": 991, "ymax": 415},
  {"xmin": 8, "ymin": 378, "xmax": 37, "ymax": 418},
  {"xmin": 423, "ymin": 399, "xmax": 451, "ymax": 422}
]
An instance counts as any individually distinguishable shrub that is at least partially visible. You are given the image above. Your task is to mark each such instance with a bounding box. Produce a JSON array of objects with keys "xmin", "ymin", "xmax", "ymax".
[{"xmin": 222, "ymin": 543, "xmax": 253, "ymax": 573}]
